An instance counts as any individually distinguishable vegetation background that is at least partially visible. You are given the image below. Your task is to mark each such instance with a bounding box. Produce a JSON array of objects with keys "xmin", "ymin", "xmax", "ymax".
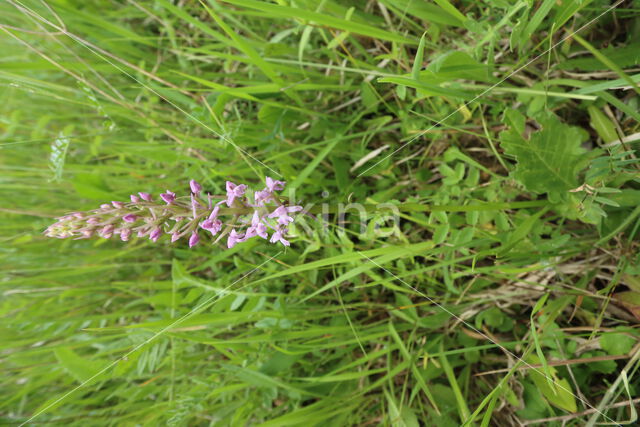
[{"xmin": 1, "ymin": 0, "xmax": 640, "ymax": 425}]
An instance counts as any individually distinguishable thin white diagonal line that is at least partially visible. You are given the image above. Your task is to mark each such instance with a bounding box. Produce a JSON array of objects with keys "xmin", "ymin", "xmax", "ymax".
[
  {"xmin": 357, "ymin": 0, "xmax": 625, "ymax": 177},
  {"xmin": 19, "ymin": 252, "xmax": 281, "ymax": 426},
  {"xmin": 8, "ymin": 0, "xmax": 281, "ymax": 177},
  {"xmin": 358, "ymin": 252, "xmax": 617, "ymax": 425}
]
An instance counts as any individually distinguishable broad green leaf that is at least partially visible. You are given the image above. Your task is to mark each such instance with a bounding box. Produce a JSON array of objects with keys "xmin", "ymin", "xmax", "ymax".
[
  {"xmin": 72, "ymin": 173, "xmax": 118, "ymax": 200},
  {"xmin": 600, "ymin": 330, "xmax": 636, "ymax": 355},
  {"xmin": 587, "ymin": 105, "xmax": 618, "ymax": 143},
  {"xmin": 54, "ymin": 347, "xmax": 109, "ymax": 383},
  {"xmin": 499, "ymin": 111, "xmax": 588, "ymax": 202},
  {"xmin": 385, "ymin": 389, "xmax": 420, "ymax": 427},
  {"xmin": 432, "ymin": 0, "xmax": 467, "ymax": 23},
  {"xmin": 428, "ymin": 51, "xmax": 487, "ymax": 80},
  {"xmin": 526, "ymin": 354, "xmax": 577, "ymax": 413},
  {"xmin": 378, "ymin": 0, "xmax": 464, "ymax": 26}
]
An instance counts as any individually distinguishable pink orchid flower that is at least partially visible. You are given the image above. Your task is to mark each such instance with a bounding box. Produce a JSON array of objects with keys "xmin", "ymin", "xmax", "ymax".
[
  {"xmin": 226, "ymin": 181, "xmax": 247, "ymax": 207},
  {"xmin": 227, "ymin": 229, "xmax": 245, "ymax": 248}
]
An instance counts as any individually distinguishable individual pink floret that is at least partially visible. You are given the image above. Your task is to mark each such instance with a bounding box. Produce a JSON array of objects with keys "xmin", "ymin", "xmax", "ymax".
[
  {"xmin": 268, "ymin": 205, "xmax": 303, "ymax": 225},
  {"xmin": 265, "ymin": 176, "xmax": 285, "ymax": 192},
  {"xmin": 160, "ymin": 190, "xmax": 176, "ymax": 204},
  {"xmin": 190, "ymin": 180, "xmax": 202, "ymax": 195},
  {"xmin": 227, "ymin": 229, "xmax": 245, "ymax": 248},
  {"xmin": 245, "ymin": 211, "xmax": 268, "ymax": 239},
  {"xmin": 120, "ymin": 228, "xmax": 131, "ymax": 241},
  {"xmin": 200, "ymin": 218, "xmax": 222, "ymax": 235},
  {"xmin": 122, "ymin": 214, "xmax": 137, "ymax": 223},
  {"xmin": 139, "ymin": 192, "xmax": 153, "ymax": 202},
  {"xmin": 149, "ymin": 228, "xmax": 161, "ymax": 242},
  {"xmin": 254, "ymin": 189, "xmax": 273, "ymax": 206},
  {"xmin": 226, "ymin": 181, "xmax": 247, "ymax": 207},
  {"xmin": 269, "ymin": 228, "xmax": 290, "ymax": 247},
  {"xmin": 189, "ymin": 231, "xmax": 200, "ymax": 248}
]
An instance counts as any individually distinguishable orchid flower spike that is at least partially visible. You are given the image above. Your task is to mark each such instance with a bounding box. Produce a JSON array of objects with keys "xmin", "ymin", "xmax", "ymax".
[{"xmin": 45, "ymin": 177, "xmax": 302, "ymax": 250}]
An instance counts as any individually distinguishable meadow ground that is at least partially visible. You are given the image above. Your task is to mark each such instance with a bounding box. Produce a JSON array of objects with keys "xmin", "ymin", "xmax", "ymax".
[{"xmin": 1, "ymin": 0, "xmax": 640, "ymax": 425}]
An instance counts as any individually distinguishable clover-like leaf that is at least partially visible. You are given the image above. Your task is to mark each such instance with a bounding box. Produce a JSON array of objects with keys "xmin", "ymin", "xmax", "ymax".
[{"xmin": 500, "ymin": 111, "xmax": 589, "ymax": 202}]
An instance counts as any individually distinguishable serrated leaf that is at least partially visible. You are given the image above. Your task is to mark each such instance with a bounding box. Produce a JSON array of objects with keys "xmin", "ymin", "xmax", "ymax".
[
  {"xmin": 49, "ymin": 130, "xmax": 71, "ymax": 182},
  {"xmin": 600, "ymin": 331, "xmax": 636, "ymax": 355},
  {"xmin": 499, "ymin": 111, "xmax": 588, "ymax": 202}
]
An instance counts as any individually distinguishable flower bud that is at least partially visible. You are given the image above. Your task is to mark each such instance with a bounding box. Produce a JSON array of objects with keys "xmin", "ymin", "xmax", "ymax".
[
  {"xmin": 139, "ymin": 192, "xmax": 152, "ymax": 201},
  {"xmin": 189, "ymin": 231, "xmax": 200, "ymax": 248},
  {"xmin": 190, "ymin": 179, "xmax": 202, "ymax": 194},
  {"xmin": 160, "ymin": 190, "xmax": 176, "ymax": 204},
  {"xmin": 112, "ymin": 201, "xmax": 124, "ymax": 209},
  {"xmin": 122, "ymin": 214, "xmax": 137, "ymax": 223},
  {"xmin": 149, "ymin": 228, "xmax": 161, "ymax": 242},
  {"xmin": 100, "ymin": 225, "xmax": 114, "ymax": 238},
  {"xmin": 120, "ymin": 228, "xmax": 131, "ymax": 241}
]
